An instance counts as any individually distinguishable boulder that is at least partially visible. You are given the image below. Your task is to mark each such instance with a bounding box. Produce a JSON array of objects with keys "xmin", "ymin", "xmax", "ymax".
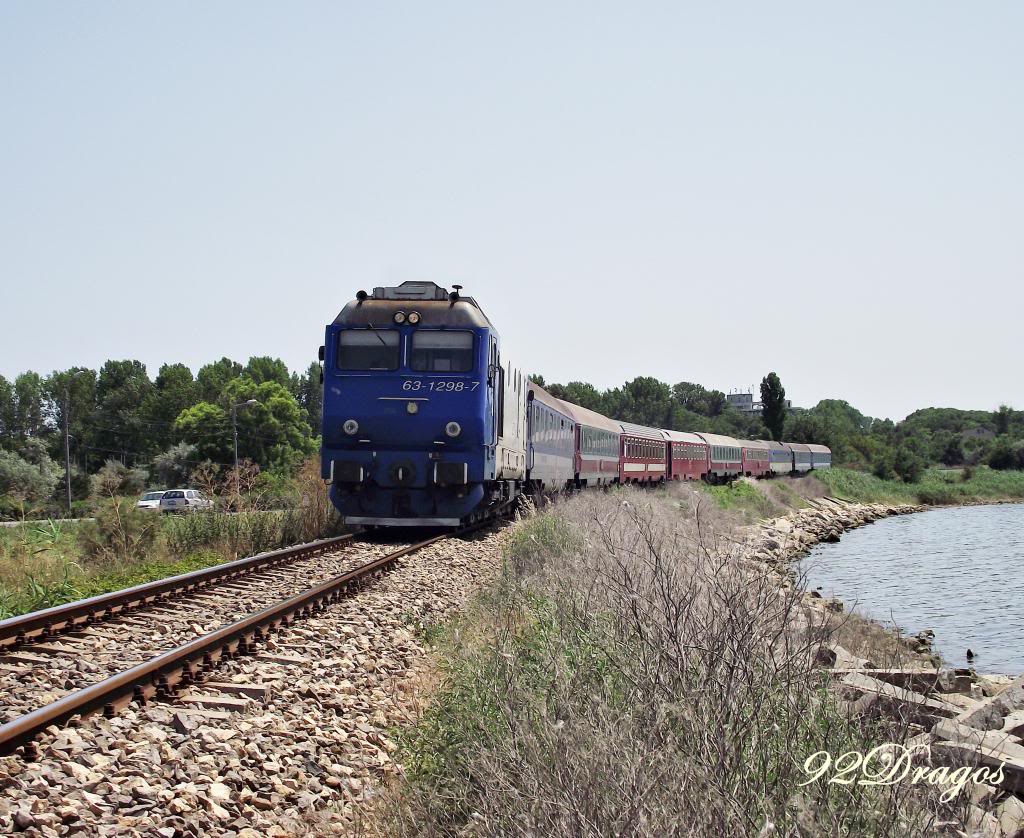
[
  {"xmin": 958, "ymin": 674, "xmax": 1024, "ymax": 731},
  {"xmin": 996, "ymin": 795, "xmax": 1024, "ymax": 838}
]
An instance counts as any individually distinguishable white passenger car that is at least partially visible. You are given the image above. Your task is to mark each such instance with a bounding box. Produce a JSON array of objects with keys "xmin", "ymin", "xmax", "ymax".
[
  {"xmin": 159, "ymin": 489, "xmax": 214, "ymax": 513},
  {"xmin": 136, "ymin": 491, "xmax": 166, "ymax": 510}
]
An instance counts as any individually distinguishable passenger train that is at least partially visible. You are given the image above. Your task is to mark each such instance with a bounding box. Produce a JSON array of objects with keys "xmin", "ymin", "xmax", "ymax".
[{"xmin": 320, "ymin": 282, "xmax": 831, "ymax": 527}]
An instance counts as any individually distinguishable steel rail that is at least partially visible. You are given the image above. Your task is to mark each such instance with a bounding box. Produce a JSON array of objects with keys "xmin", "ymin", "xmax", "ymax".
[
  {"xmin": 0, "ymin": 528, "xmax": 465, "ymax": 757},
  {"xmin": 0, "ymin": 533, "xmax": 354, "ymax": 649}
]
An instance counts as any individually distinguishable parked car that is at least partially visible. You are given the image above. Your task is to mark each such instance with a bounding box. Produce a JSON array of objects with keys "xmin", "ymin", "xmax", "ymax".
[
  {"xmin": 136, "ymin": 491, "xmax": 166, "ymax": 510},
  {"xmin": 159, "ymin": 489, "xmax": 214, "ymax": 513}
]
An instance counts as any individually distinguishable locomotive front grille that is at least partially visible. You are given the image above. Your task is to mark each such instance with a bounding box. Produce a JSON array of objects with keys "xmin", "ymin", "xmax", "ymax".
[
  {"xmin": 334, "ymin": 461, "xmax": 364, "ymax": 483},
  {"xmin": 434, "ymin": 462, "xmax": 468, "ymax": 486}
]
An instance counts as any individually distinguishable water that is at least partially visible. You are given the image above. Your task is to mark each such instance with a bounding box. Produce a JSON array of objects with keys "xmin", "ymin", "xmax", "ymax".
[{"xmin": 799, "ymin": 504, "xmax": 1024, "ymax": 675}]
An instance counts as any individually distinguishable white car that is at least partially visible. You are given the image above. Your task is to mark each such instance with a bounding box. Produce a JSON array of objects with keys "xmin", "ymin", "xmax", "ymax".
[
  {"xmin": 159, "ymin": 489, "xmax": 214, "ymax": 513},
  {"xmin": 137, "ymin": 491, "xmax": 166, "ymax": 510}
]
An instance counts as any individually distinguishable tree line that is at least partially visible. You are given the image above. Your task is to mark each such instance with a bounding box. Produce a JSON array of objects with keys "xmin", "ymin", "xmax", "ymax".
[
  {"xmin": 0, "ymin": 357, "xmax": 322, "ymax": 516},
  {"xmin": 2, "ymin": 355, "xmax": 1021, "ymax": 518}
]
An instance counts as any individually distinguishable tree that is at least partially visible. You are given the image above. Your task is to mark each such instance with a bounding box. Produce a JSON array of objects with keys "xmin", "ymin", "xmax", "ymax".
[
  {"xmin": 296, "ymin": 362, "xmax": 323, "ymax": 436},
  {"xmin": 196, "ymin": 358, "xmax": 243, "ymax": 404},
  {"xmin": 560, "ymin": 381, "xmax": 604, "ymax": 412},
  {"xmin": 760, "ymin": 372, "xmax": 787, "ymax": 442},
  {"xmin": 938, "ymin": 435, "xmax": 964, "ymax": 467},
  {"xmin": 222, "ymin": 378, "xmax": 317, "ymax": 472},
  {"xmin": 174, "ymin": 402, "xmax": 231, "ymax": 463},
  {"xmin": 13, "ymin": 372, "xmax": 47, "ymax": 441},
  {"xmin": 46, "ymin": 367, "xmax": 98, "ymax": 470},
  {"xmin": 987, "ymin": 438, "xmax": 1020, "ymax": 471},
  {"xmin": 613, "ymin": 377, "xmax": 672, "ymax": 427},
  {"xmin": 994, "ymin": 405, "xmax": 1013, "ymax": 436},
  {"xmin": 93, "ymin": 360, "xmax": 154, "ymax": 462},
  {"xmin": 144, "ymin": 364, "xmax": 198, "ymax": 449},
  {"xmin": 893, "ymin": 443, "xmax": 925, "ymax": 483},
  {"xmin": 0, "ymin": 375, "xmax": 15, "ymax": 446},
  {"xmin": 671, "ymin": 382, "xmax": 726, "ymax": 417},
  {"xmin": 245, "ymin": 356, "xmax": 291, "ymax": 388}
]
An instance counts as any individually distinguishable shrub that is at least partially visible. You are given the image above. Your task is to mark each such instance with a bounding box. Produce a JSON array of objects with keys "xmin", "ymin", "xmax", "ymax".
[
  {"xmin": 893, "ymin": 444, "xmax": 925, "ymax": 483},
  {"xmin": 77, "ymin": 496, "xmax": 159, "ymax": 563},
  {"xmin": 90, "ymin": 459, "xmax": 148, "ymax": 498},
  {"xmin": 0, "ymin": 447, "xmax": 59, "ymax": 506},
  {"xmin": 152, "ymin": 442, "xmax": 198, "ymax": 488}
]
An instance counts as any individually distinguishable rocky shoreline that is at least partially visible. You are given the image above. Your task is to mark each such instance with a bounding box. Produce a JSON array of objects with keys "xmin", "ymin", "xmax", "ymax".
[{"xmin": 746, "ymin": 497, "xmax": 1024, "ymax": 836}]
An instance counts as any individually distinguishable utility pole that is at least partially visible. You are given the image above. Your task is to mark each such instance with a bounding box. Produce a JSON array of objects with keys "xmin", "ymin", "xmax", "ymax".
[
  {"xmin": 231, "ymin": 399, "xmax": 259, "ymax": 510},
  {"xmin": 64, "ymin": 387, "xmax": 72, "ymax": 515},
  {"xmin": 63, "ymin": 370, "xmax": 88, "ymax": 516}
]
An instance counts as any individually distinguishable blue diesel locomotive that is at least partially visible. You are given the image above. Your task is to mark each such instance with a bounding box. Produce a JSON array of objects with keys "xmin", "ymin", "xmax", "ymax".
[{"xmin": 320, "ymin": 282, "xmax": 526, "ymax": 526}]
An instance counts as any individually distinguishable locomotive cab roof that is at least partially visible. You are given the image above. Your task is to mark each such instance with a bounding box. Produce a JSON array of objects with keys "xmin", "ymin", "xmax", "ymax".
[{"xmin": 333, "ymin": 281, "xmax": 495, "ymax": 331}]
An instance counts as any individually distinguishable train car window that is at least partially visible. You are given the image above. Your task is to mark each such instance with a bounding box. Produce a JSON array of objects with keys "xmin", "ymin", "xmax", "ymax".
[
  {"xmin": 337, "ymin": 330, "xmax": 400, "ymax": 371},
  {"xmin": 410, "ymin": 331, "xmax": 474, "ymax": 372}
]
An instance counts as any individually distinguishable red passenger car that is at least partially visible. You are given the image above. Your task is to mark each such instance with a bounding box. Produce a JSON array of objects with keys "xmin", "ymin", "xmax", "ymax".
[
  {"xmin": 664, "ymin": 430, "xmax": 709, "ymax": 481},
  {"xmin": 619, "ymin": 422, "xmax": 668, "ymax": 484},
  {"xmin": 739, "ymin": 439, "xmax": 771, "ymax": 477},
  {"xmin": 694, "ymin": 433, "xmax": 743, "ymax": 482},
  {"xmin": 557, "ymin": 400, "xmax": 621, "ymax": 488}
]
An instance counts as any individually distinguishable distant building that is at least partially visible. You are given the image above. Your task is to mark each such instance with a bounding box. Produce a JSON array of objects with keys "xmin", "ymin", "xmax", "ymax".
[{"xmin": 727, "ymin": 389, "xmax": 792, "ymax": 415}]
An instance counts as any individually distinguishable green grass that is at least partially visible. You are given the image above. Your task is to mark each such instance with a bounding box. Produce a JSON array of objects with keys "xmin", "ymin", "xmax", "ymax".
[
  {"xmin": 0, "ymin": 503, "xmax": 340, "ymax": 620},
  {"xmin": 695, "ymin": 479, "xmax": 782, "ymax": 520},
  {"xmin": 73, "ymin": 549, "xmax": 227, "ymax": 600},
  {"xmin": 815, "ymin": 465, "xmax": 1024, "ymax": 505}
]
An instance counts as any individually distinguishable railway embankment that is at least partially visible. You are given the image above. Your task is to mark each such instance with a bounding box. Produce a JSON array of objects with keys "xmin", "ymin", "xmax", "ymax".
[{"xmin": 377, "ymin": 486, "xmax": 1024, "ymax": 837}]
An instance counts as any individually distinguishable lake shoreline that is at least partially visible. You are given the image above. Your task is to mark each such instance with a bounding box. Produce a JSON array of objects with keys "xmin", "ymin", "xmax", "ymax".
[
  {"xmin": 746, "ymin": 496, "xmax": 1023, "ymax": 678},
  {"xmin": 745, "ymin": 497, "xmax": 1024, "ymax": 821}
]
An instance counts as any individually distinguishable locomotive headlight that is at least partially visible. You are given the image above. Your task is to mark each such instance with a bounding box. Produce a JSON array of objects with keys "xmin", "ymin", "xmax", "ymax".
[
  {"xmin": 445, "ymin": 421, "xmax": 461, "ymax": 438},
  {"xmin": 342, "ymin": 419, "xmax": 359, "ymax": 435},
  {"xmin": 393, "ymin": 311, "xmax": 406, "ymax": 324},
  {"xmin": 408, "ymin": 311, "xmax": 421, "ymax": 325}
]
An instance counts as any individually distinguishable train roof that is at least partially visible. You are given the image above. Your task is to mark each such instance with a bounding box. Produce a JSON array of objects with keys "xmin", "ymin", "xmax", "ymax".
[
  {"xmin": 527, "ymin": 381, "xmax": 575, "ymax": 418},
  {"xmin": 757, "ymin": 439, "xmax": 790, "ymax": 452},
  {"xmin": 738, "ymin": 439, "xmax": 771, "ymax": 450},
  {"xmin": 333, "ymin": 282, "xmax": 494, "ymax": 331},
  {"xmin": 784, "ymin": 442, "xmax": 812, "ymax": 452},
  {"xmin": 557, "ymin": 399, "xmax": 622, "ymax": 434},
  {"xmin": 662, "ymin": 430, "xmax": 706, "ymax": 445},
  {"xmin": 806, "ymin": 443, "xmax": 832, "ymax": 454},
  {"xmin": 619, "ymin": 421, "xmax": 666, "ymax": 440},
  {"xmin": 694, "ymin": 432, "xmax": 742, "ymax": 447}
]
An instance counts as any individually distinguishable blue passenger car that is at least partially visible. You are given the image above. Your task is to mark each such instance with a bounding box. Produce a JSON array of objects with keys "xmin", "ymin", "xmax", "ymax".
[
  {"xmin": 321, "ymin": 282, "xmax": 526, "ymax": 527},
  {"xmin": 525, "ymin": 381, "xmax": 576, "ymax": 496}
]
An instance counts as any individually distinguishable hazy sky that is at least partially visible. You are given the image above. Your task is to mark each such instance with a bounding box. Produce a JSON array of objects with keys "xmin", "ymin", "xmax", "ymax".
[{"xmin": 2, "ymin": 2, "xmax": 1020, "ymax": 421}]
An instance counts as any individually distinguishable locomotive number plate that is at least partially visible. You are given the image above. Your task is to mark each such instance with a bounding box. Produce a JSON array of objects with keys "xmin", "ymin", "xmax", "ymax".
[{"xmin": 402, "ymin": 380, "xmax": 479, "ymax": 392}]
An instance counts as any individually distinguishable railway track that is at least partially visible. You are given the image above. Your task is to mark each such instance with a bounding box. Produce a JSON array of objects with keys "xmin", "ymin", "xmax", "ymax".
[{"xmin": 0, "ymin": 529, "xmax": 467, "ymax": 757}]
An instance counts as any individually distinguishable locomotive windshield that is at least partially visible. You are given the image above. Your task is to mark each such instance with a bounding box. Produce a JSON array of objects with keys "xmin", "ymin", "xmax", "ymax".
[
  {"xmin": 338, "ymin": 329, "xmax": 400, "ymax": 370},
  {"xmin": 410, "ymin": 330, "xmax": 474, "ymax": 372}
]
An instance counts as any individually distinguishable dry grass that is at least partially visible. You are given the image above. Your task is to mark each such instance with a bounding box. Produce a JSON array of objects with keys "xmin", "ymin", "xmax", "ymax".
[{"xmin": 377, "ymin": 488, "xmax": 959, "ymax": 837}]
